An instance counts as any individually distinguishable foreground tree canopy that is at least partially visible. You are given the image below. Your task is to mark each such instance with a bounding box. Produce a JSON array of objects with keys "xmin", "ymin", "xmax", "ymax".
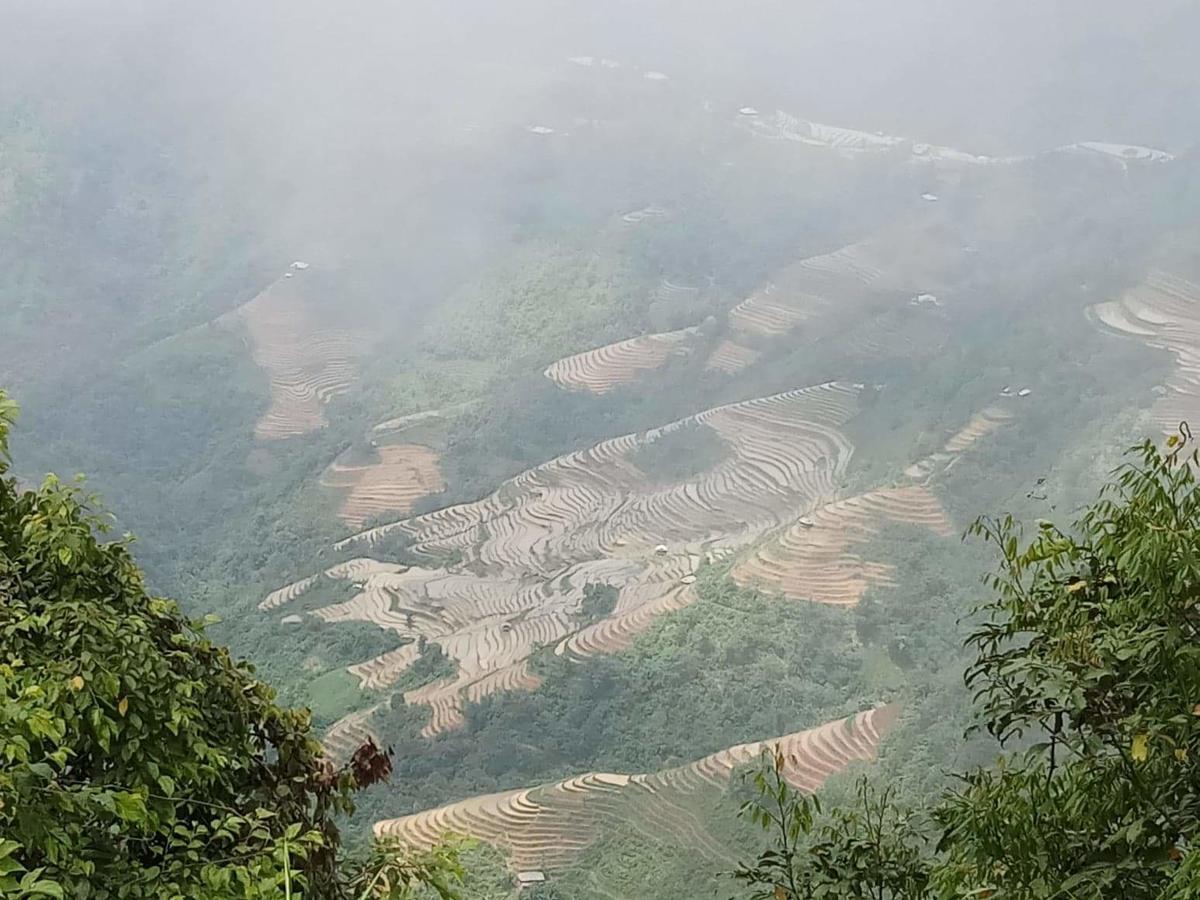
[
  {"xmin": 737, "ymin": 431, "xmax": 1200, "ymax": 898},
  {"xmin": 0, "ymin": 391, "xmax": 462, "ymax": 899}
]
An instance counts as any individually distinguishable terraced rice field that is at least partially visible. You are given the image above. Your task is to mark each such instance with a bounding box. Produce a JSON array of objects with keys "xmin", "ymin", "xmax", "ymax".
[
  {"xmin": 704, "ymin": 339, "xmax": 761, "ymax": 374},
  {"xmin": 544, "ymin": 327, "xmax": 698, "ymax": 394},
  {"xmin": 322, "ymin": 703, "xmax": 385, "ymax": 766},
  {"xmin": 268, "ymin": 383, "xmax": 861, "ymax": 735},
  {"xmin": 322, "ymin": 444, "xmax": 446, "ymax": 527},
  {"xmin": 725, "ymin": 229, "xmax": 963, "ymax": 344},
  {"xmin": 341, "ymin": 382, "xmax": 861, "ymax": 571},
  {"xmin": 725, "ymin": 251, "xmax": 858, "ymax": 338},
  {"xmin": 1089, "ymin": 271, "xmax": 1200, "ymax": 433},
  {"xmin": 732, "ymin": 486, "xmax": 952, "ymax": 605},
  {"xmin": 373, "ymin": 705, "xmax": 897, "ymax": 872},
  {"xmin": 223, "ymin": 274, "xmax": 367, "ymax": 440},
  {"xmin": 904, "ymin": 406, "xmax": 1013, "ymax": 480},
  {"xmin": 301, "ymin": 552, "xmax": 700, "ymax": 733},
  {"xmin": 256, "ymin": 557, "xmax": 405, "ymax": 612},
  {"xmin": 544, "ymin": 234, "xmax": 954, "ymax": 393}
]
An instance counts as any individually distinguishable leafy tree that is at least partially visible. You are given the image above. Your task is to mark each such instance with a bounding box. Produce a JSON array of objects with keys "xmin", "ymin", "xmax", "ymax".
[
  {"xmin": 735, "ymin": 432, "xmax": 1200, "ymax": 898},
  {"xmin": 0, "ymin": 391, "xmax": 456, "ymax": 898},
  {"xmin": 579, "ymin": 583, "xmax": 619, "ymax": 624},
  {"xmin": 733, "ymin": 756, "xmax": 930, "ymax": 900}
]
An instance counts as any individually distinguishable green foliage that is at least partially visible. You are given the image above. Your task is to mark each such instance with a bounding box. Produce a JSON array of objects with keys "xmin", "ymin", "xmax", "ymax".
[
  {"xmin": 934, "ymin": 433, "xmax": 1200, "ymax": 897},
  {"xmin": 735, "ymin": 433, "xmax": 1200, "ymax": 898},
  {"xmin": 735, "ymin": 757, "xmax": 930, "ymax": 900},
  {"xmin": 0, "ymin": 394, "xmax": 15, "ymax": 466},
  {"xmin": 306, "ymin": 670, "xmax": 369, "ymax": 726},
  {"xmin": 628, "ymin": 421, "xmax": 731, "ymax": 485},
  {"xmin": 578, "ymin": 583, "xmax": 619, "ymax": 624},
  {"xmin": 346, "ymin": 838, "xmax": 468, "ymax": 899},
  {"xmin": 0, "ymin": 391, "xmax": 459, "ymax": 899},
  {"xmin": 420, "ymin": 242, "xmax": 645, "ymax": 370},
  {"xmin": 386, "ymin": 645, "xmax": 457, "ymax": 705}
]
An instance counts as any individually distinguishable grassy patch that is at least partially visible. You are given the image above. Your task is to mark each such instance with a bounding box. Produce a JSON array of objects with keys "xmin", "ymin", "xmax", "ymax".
[{"xmin": 304, "ymin": 668, "xmax": 366, "ymax": 724}]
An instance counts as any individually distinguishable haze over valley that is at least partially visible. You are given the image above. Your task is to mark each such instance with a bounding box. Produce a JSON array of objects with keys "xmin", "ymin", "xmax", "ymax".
[{"xmin": 3, "ymin": 2, "xmax": 1200, "ymax": 896}]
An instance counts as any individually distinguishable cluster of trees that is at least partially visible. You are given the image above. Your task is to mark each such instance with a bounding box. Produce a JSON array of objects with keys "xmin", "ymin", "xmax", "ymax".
[
  {"xmin": 736, "ymin": 434, "xmax": 1200, "ymax": 898},
  {"xmin": 0, "ymin": 393, "xmax": 461, "ymax": 898}
]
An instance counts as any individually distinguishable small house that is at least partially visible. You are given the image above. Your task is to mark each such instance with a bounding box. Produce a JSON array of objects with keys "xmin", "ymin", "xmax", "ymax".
[{"xmin": 516, "ymin": 871, "xmax": 547, "ymax": 890}]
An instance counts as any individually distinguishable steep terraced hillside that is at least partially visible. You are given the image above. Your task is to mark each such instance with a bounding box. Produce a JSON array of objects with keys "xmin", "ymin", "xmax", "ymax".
[
  {"xmin": 729, "ymin": 225, "xmax": 963, "ymax": 336},
  {"xmin": 734, "ymin": 401, "xmax": 1022, "ymax": 605},
  {"xmin": 709, "ymin": 230, "xmax": 961, "ymax": 375},
  {"xmin": 321, "ymin": 444, "xmax": 445, "ymax": 527},
  {"xmin": 725, "ymin": 243, "xmax": 880, "ymax": 338},
  {"xmin": 704, "ymin": 338, "xmax": 761, "ymax": 374},
  {"xmin": 256, "ymin": 557, "xmax": 405, "ymax": 613},
  {"xmin": 374, "ymin": 706, "xmax": 897, "ymax": 872},
  {"xmin": 1089, "ymin": 271, "xmax": 1200, "ymax": 433},
  {"xmin": 541, "ymin": 233, "xmax": 960, "ymax": 391},
  {"xmin": 904, "ymin": 406, "xmax": 1014, "ymax": 480},
  {"xmin": 222, "ymin": 271, "xmax": 368, "ymax": 440},
  {"xmin": 544, "ymin": 326, "xmax": 698, "ymax": 393},
  {"xmin": 322, "ymin": 703, "xmax": 385, "ymax": 767},
  {"xmin": 265, "ymin": 383, "xmax": 862, "ymax": 737},
  {"xmin": 732, "ymin": 486, "xmax": 952, "ymax": 605},
  {"xmin": 341, "ymin": 382, "xmax": 860, "ymax": 570}
]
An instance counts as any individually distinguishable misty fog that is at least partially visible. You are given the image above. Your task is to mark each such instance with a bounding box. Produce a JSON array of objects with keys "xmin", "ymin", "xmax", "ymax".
[{"xmin": 3, "ymin": 2, "xmax": 1200, "ymax": 896}]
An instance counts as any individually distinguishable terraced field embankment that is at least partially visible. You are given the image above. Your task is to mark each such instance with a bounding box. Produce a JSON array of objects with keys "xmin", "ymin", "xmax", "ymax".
[
  {"xmin": 222, "ymin": 271, "xmax": 367, "ymax": 440},
  {"xmin": 321, "ymin": 443, "xmax": 445, "ymax": 527},
  {"xmin": 1089, "ymin": 271, "xmax": 1200, "ymax": 433},
  {"xmin": 265, "ymin": 382, "xmax": 864, "ymax": 738},
  {"xmin": 374, "ymin": 705, "xmax": 898, "ymax": 871},
  {"xmin": 544, "ymin": 327, "xmax": 698, "ymax": 394},
  {"xmin": 732, "ymin": 486, "xmax": 952, "ymax": 605}
]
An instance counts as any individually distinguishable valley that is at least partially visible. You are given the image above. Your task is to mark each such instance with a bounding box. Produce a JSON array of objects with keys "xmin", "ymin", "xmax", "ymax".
[{"xmin": 4, "ymin": 6, "xmax": 1200, "ymax": 895}]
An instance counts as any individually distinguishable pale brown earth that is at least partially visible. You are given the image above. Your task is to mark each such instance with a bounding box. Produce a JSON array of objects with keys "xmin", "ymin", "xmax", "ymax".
[
  {"xmin": 1088, "ymin": 271, "xmax": 1200, "ymax": 433},
  {"xmin": 268, "ymin": 382, "xmax": 861, "ymax": 736},
  {"xmin": 721, "ymin": 226, "xmax": 960, "ymax": 347},
  {"xmin": 322, "ymin": 443, "xmax": 446, "ymax": 528},
  {"xmin": 904, "ymin": 406, "xmax": 1014, "ymax": 480},
  {"xmin": 341, "ymin": 382, "xmax": 860, "ymax": 566},
  {"xmin": 373, "ymin": 705, "xmax": 898, "ymax": 872},
  {"xmin": 541, "ymin": 231, "xmax": 959, "ymax": 391},
  {"xmin": 704, "ymin": 339, "xmax": 761, "ymax": 374},
  {"xmin": 222, "ymin": 275, "xmax": 368, "ymax": 440},
  {"xmin": 260, "ymin": 231, "xmax": 993, "ymax": 745},
  {"xmin": 256, "ymin": 558, "xmax": 405, "ymax": 612},
  {"xmin": 543, "ymin": 326, "xmax": 698, "ymax": 394},
  {"xmin": 725, "ymin": 243, "xmax": 881, "ymax": 338},
  {"xmin": 734, "ymin": 400, "xmax": 1021, "ymax": 605},
  {"xmin": 731, "ymin": 486, "xmax": 953, "ymax": 605}
]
